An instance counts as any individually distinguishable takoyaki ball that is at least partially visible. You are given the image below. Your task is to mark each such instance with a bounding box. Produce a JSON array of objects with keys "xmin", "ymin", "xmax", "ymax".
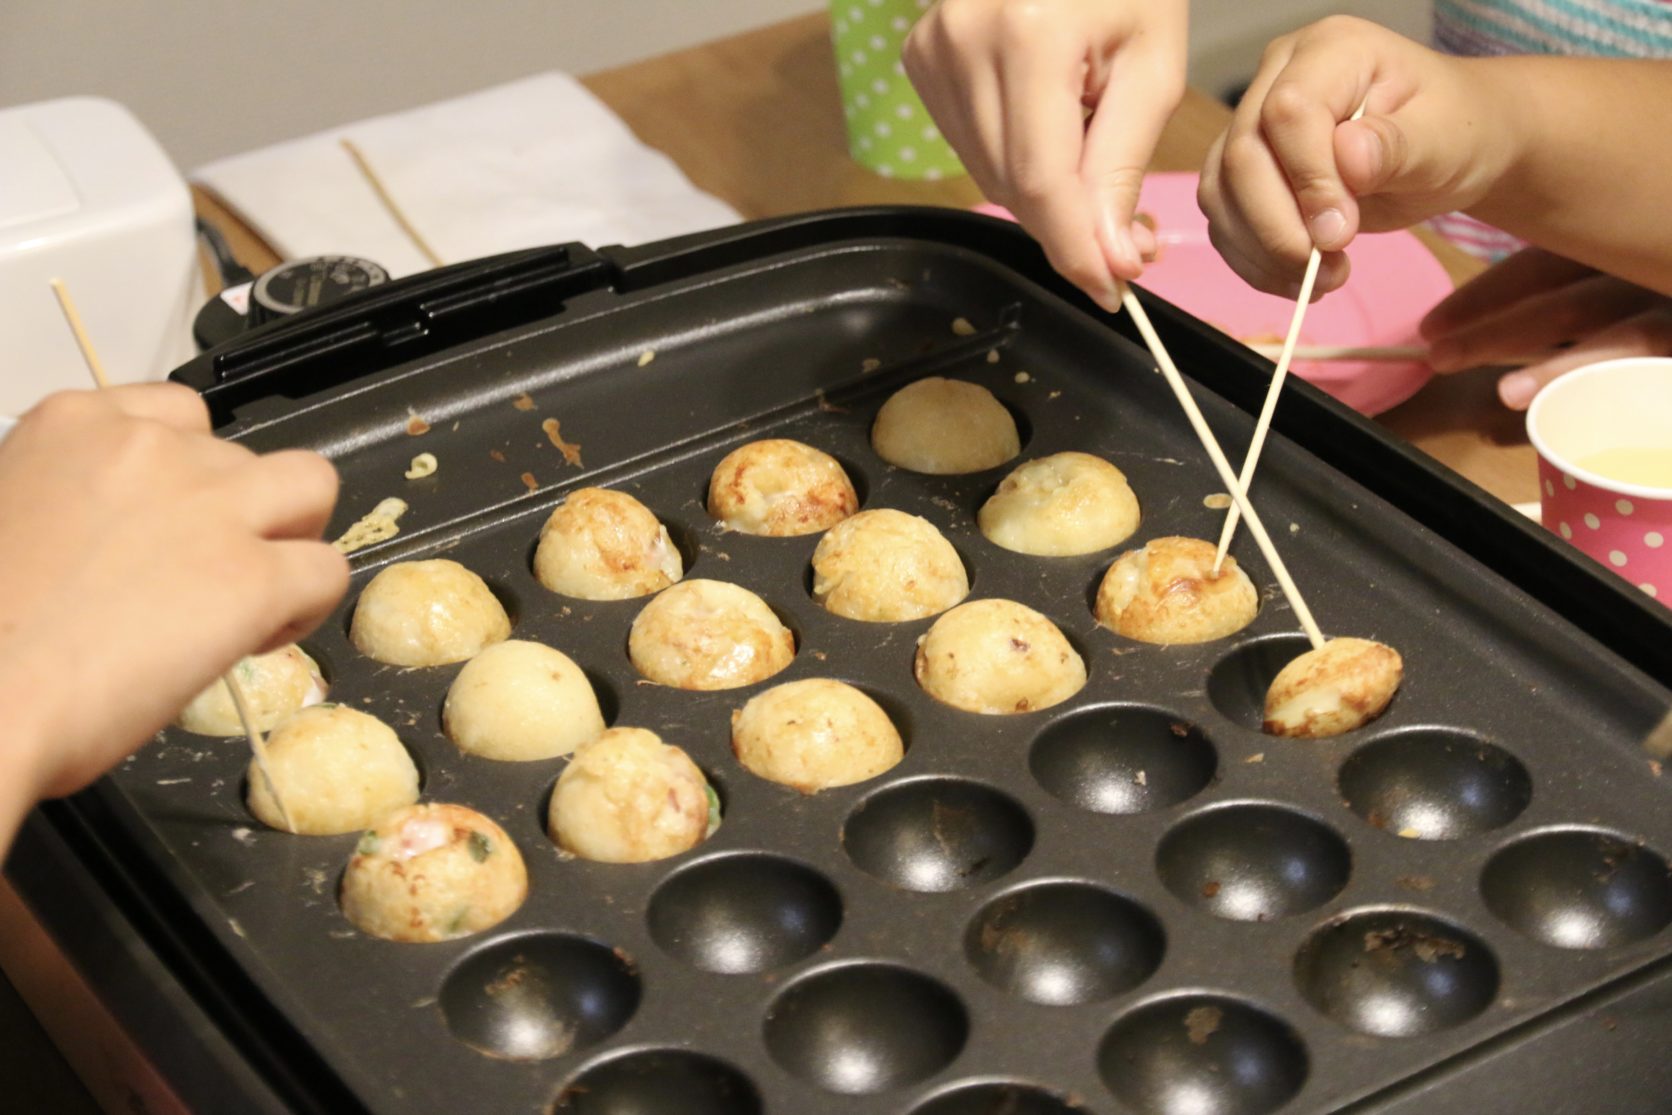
[
  {"xmin": 810, "ymin": 509, "xmax": 968, "ymax": 622},
  {"xmin": 547, "ymin": 727, "xmax": 717, "ymax": 863},
  {"xmin": 628, "ymin": 579, "xmax": 795, "ymax": 690},
  {"xmin": 1095, "ymin": 536, "xmax": 1258, "ymax": 645},
  {"xmin": 872, "ymin": 377, "xmax": 1020, "ymax": 474},
  {"xmin": 341, "ymin": 803, "xmax": 527, "ymax": 943},
  {"xmin": 534, "ymin": 487, "xmax": 683, "ymax": 600},
  {"xmin": 245, "ymin": 705, "xmax": 419, "ymax": 834},
  {"xmin": 979, "ymin": 452, "xmax": 1140, "ymax": 556},
  {"xmin": 1264, "ymin": 637, "xmax": 1404, "ymax": 739},
  {"xmin": 443, "ymin": 640, "xmax": 606, "ymax": 761},
  {"xmin": 914, "ymin": 599, "xmax": 1086, "ymax": 714},
  {"xmin": 350, "ymin": 559, "xmax": 511, "ymax": 667},
  {"xmin": 731, "ymin": 679, "xmax": 903, "ymax": 793},
  {"xmin": 176, "ymin": 644, "xmax": 327, "ymax": 736},
  {"xmin": 707, "ymin": 439, "xmax": 859, "ymax": 536}
]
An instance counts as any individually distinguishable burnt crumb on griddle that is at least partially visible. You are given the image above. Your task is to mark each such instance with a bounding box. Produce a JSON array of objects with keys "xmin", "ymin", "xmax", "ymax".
[
  {"xmin": 1168, "ymin": 721, "xmax": 1191, "ymax": 738},
  {"xmin": 815, "ymin": 389, "xmax": 848, "ymax": 413},
  {"xmin": 521, "ymin": 472, "xmax": 540, "ymax": 493},
  {"xmin": 405, "ymin": 413, "xmax": 431, "ymax": 436},
  {"xmin": 541, "ymin": 418, "xmax": 583, "ymax": 466},
  {"xmin": 1184, "ymin": 1005, "xmax": 1223, "ymax": 1044},
  {"xmin": 1600, "ymin": 1015, "xmax": 1619, "ymax": 1032},
  {"xmin": 1366, "ymin": 808, "xmax": 1388, "ymax": 830},
  {"xmin": 1651, "ymin": 759, "xmax": 1664, "ymax": 777},
  {"xmin": 512, "ymin": 393, "xmax": 535, "ymax": 411},
  {"xmin": 861, "ymin": 357, "xmax": 882, "ymax": 374},
  {"xmin": 951, "ymin": 317, "xmax": 976, "ymax": 336},
  {"xmin": 489, "ymin": 449, "xmax": 507, "ymax": 463},
  {"xmin": 1201, "ymin": 880, "xmax": 1221, "ymax": 898},
  {"xmin": 1396, "ymin": 874, "xmax": 1435, "ymax": 893},
  {"xmin": 1245, "ymin": 752, "xmax": 1265, "ymax": 763},
  {"xmin": 1363, "ymin": 925, "xmax": 1466, "ymax": 963}
]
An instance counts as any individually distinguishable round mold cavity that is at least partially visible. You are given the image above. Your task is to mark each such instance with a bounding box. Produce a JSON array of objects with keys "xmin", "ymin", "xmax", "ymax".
[
  {"xmin": 439, "ymin": 933, "xmax": 640, "ymax": 1060},
  {"xmin": 842, "ymin": 777, "xmax": 1034, "ymax": 892},
  {"xmin": 909, "ymin": 1080, "xmax": 1084, "ymax": 1115},
  {"xmin": 1097, "ymin": 994, "xmax": 1308, "ymax": 1115},
  {"xmin": 1029, "ymin": 704, "xmax": 1217, "ymax": 815},
  {"xmin": 551, "ymin": 1048, "xmax": 762, "ymax": 1114},
  {"xmin": 646, "ymin": 852, "xmax": 842, "ymax": 974},
  {"xmin": 1206, "ymin": 633, "xmax": 1314, "ymax": 730},
  {"xmin": 1338, "ymin": 730, "xmax": 1531, "ymax": 840},
  {"xmin": 964, "ymin": 880, "xmax": 1164, "ymax": 1005},
  {"xmin": 763, "ymin": 961, "xmax": 968, "ymax": 1095},
  {"xmin": 1481, "ymin": 829, "xmax": 1672, "ymax": 949},
  {"xmin": 1156, "ymin": 803, "xmax": 1351, "ymax": 922},
  {"xmin": 1294, "ymin": 909, "xmax": 1499, "ymax": 1037}
]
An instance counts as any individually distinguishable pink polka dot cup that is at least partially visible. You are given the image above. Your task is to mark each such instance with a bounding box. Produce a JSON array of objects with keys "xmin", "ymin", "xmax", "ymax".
[{"xmin": 1527, "ymin": 357, "xmax": 1672, "ymax": 606}]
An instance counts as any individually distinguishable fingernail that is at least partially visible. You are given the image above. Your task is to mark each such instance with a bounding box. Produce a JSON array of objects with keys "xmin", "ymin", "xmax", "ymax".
[
  {"xmin": 1309, "ymin": 208, "xmax": 1347, "ymax": 249},
  {"xmin": 1499, "ymin": 371, "xmax": 1537, "ymax": 409}
]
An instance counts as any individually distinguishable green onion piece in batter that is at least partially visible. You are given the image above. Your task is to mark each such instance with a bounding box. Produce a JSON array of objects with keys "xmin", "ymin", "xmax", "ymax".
[
  {"xmin": 705, "ymin": 783, "xmax": 722, "ymax": 836},
  {"xmin": 468, "ymin": 831, "xmax": 493, "ymax": 862},
  {"xmin": 356, "ymin": 831, "xmax": 381, "ymax": 856}
]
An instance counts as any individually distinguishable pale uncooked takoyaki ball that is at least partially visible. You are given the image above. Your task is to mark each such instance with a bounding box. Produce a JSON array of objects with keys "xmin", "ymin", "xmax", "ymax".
[
  {"xmin": 534, "ymin": 487, "xmax": 683, "ymax": 600},
  {"xmin": 350, "ymin": 559, "xmax": 511, "ymax": 667},
  {"xmin": 872, "ymin": 377, "xmax": 1020, "ymax": 474},
  {"xmin": 1264, "ymin": 637, "xmax": 1404, "ymax": 738},
  {"xmin": 1095, "ymin": 536, "xmax": 1258, "ymax": 645},
  {"xmin": 707, "ymin": 439, "xmax": 859, "ymax": 536},
  {"xmin": 979, "ymin": 452, "xmax": 1140, "ymax": 556},
  {"xmin": 341, "ymin": 803, "xmax": 527, "ymax": 942},
  {"xmin": 176, "ymin": 644, "xmax": 327, "ymax": 736},
  {"xmin": 628, "ymin": 579, "xmax": 795, "ymax": 690},
  {"xmin": 443, "ymin": 640, "xmax": 605, "ymax": 761},
  {"xmin": 914, "ymin": 599, "xmax": 1086, "ymax": 714},
  {"xmin": 811, "ymin": 508, "xmax": 968, "ymax": 622},
  {"xmin": 245, "ymin": 705, "xmax": 419, "ymax": 834},
  {"xmin": 731, "ymin": 679, "xmax": 904, "ymax": 793},
  {"xmin": 547, "ymin": 728, "xmax": 717, "ymax": 863}
]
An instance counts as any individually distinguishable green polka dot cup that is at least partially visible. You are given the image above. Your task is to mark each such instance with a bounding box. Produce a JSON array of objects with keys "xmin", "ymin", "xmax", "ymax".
[
  {"xmin": 831, "ymin": 0, "xmax": 964, "ymax": 180},
  {"xmin": 1527, "ymin": 357, "xmax": 1672, "ymax": 606}
]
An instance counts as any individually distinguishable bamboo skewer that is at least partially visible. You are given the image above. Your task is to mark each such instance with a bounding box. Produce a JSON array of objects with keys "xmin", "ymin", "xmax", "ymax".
[
  {"xmin": 1121, "ymin": 287, "xmax": 1326, "ymax": 650},
  {"xmin": 340, "ymin": 138, "xmax": 446, "ymax": 269},
  {"xmin": 48, "ymin": 278, "xmax": 298, "ymax": 832},
  {"xmin": 1214, "ymin": 103, "xmax": 1364, "ymax": 575},
  {"xmin": 1243, "ymin": 341, "xmax": 1539, "ymax": 366}
]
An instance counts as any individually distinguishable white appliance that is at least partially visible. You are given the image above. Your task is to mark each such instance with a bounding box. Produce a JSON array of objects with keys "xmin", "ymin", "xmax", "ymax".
[{"xmin": 0, "ymin": 96, "xmax": 200, "ymax": 418}]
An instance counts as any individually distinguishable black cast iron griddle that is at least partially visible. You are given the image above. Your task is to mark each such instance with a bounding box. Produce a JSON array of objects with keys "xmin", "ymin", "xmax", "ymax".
[{"xmin": 66, "ymin": 210, "xmax": 1672, "ymax": 1114}]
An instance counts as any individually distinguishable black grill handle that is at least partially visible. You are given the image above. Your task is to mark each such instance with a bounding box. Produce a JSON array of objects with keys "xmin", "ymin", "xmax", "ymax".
[{"xmin": 171, "ymin": 244, "xmax": 616, "ymax": 424}]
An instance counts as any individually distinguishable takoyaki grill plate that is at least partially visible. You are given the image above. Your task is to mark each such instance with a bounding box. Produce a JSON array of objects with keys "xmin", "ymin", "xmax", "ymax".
[{"xmin": 30, "ymin": 210, "xmax": 1672, "ymax": 1114}]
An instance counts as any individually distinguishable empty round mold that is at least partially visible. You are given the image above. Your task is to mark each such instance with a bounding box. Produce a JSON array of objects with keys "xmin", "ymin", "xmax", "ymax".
[
  {"xmin": 842, "ymin": 777, "xmax": 1033, "ymax": 892},
  {"xmin": 1206, "ymin": 633, "xmax": 1314, "ymax": 730},
  {"xmin": 964, "ymin": 880, "xmax": 1164, "ymax": 1005},
  {"xmin": 1029, "ymin": 704, "xmax": 1217, "ymax": 815},
  {"xmin": 763, "ymin": 962, "xmax": 968, "ymax": 1095},
  {"xmin": 439, "ymin": 933, "xmax": 639, "ymax": 1060},
  {"xmin": 1157, "ymin": 803, "xmax": 1351, "ymax": 922},
  {"xmin": 1097, "ymin": 994, "xmax": 1308, "ymax": 1115},
  {"xmin": 551, "ymin": 1048, "xmax": 761, "ymax": 1114},
  {"xmin": 1482, "ymin": 829, "xmax": 1672, "ymax": 949},
  {"xmin": 1294, "ymin": 909, "xmax": 1499, "ymax": 1037},
  {"xmin": 646, "ymin": 852, "xmax": 841, "ymax": 973},
  {"xmin": 909, "ymin": 1081, "xmax": 1085, "ymax": 1114},
  {"xmin": 1338, "ymin": 730, "xmax": 1531, "ymax": 840}
]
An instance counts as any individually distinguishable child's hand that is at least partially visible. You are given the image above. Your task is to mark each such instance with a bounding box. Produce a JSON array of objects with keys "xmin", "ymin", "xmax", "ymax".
[
  {"xmin": 0, "ymin": 385, "xmax": 348, "ymax": 804},
  {"xmin": 1198, "ymin": 16, "xmax": 1512, "ymax": 298},
  {"xmin": 1423, "ymin": 247, "xmax": 1672, "ymax": 409},
  {"xmin": 904, "ymin": 0, "xmax": 1187, "ymax": 310}
]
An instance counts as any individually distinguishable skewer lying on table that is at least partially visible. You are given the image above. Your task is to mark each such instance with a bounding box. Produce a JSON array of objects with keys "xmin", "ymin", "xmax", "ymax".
[
  {"xmin": 1242, "ymin": 341, "xmax": 1539, "ymax": 366},
  {"xmin": 48, "ymin": 278, "xmax": 299, "ymax": 832}
]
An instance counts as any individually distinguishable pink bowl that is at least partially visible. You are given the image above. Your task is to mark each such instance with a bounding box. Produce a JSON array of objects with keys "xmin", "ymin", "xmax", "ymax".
[{"xmin": 1526, "ymin": 357, "xmax": 1672, "ymax": 606}]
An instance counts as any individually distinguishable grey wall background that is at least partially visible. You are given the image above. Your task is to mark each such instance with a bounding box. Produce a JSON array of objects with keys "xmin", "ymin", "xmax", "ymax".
[{"xmin": 1, "ymin": 1, "xmax": 1427, "ymax": 170}]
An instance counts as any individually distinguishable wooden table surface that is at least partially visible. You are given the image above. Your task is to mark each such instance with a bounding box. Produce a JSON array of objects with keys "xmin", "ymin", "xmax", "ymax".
[{"xmin": 15, "ymin": 12, "xmax": 1541, "ymax": 1115}]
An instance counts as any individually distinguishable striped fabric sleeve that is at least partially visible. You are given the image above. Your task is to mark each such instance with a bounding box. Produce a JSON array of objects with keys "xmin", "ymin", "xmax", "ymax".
[{"xmin": 1428, "ymin": 0, "xmax": 1672, "ymax": 260}]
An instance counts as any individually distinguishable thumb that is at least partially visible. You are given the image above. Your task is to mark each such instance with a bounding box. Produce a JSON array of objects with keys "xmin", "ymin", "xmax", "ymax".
[
  {"xmin": 1335, "ymin": 116, "xmax": 1409, "ymax": 198},
  {"xmin": 1081, "ymin": 60, "xmax": 1185, "ymax": 280}
]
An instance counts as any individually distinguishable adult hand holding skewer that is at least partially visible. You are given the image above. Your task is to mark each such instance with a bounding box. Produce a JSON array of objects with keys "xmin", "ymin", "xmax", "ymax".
[{"xmin": 0, "ymin": 385, "xmax": 347, "ymax": 849}]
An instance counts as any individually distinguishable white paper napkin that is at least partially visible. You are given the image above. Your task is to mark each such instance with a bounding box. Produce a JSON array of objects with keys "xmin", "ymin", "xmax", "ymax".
[{"xmin": 193, "ymin": 72, "xmax": 741, "ymax": 278}]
